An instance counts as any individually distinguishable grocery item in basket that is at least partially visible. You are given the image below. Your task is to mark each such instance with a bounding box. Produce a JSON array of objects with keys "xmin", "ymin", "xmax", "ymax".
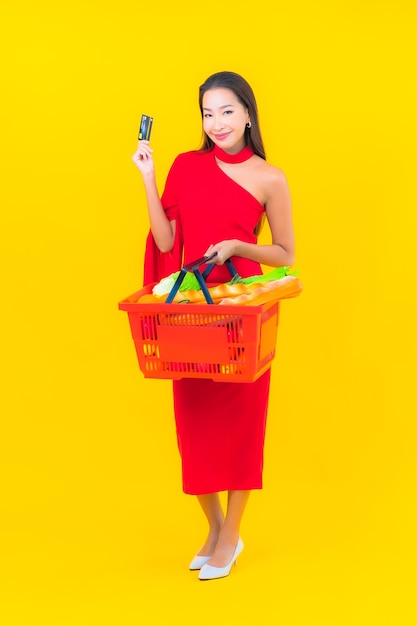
[
  {"xmin": 172, "ymin": 281, "xmax": 263, "ymax": 304},
  {"xmin": 152, "ymin": 270, "xmax": 201, "ymax": 296},
  {"xmin": 234, "ymin": 265, "xmax": 297, "ymax": 285},
  {"xmin": 152, "ymin": 264, "xmax": 297, "ymax": 298},
  {"xmin": 219, "ymin": 275, "xmax": 302, "ymax": 306},
  {"xmin": 137, "ymin": 293, "xmax": 162, "ymax": 304}
]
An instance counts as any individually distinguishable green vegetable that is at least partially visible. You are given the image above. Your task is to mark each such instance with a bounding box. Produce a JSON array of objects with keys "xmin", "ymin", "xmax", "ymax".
[
  {"xmin": 152, "ymin": 265, "xmax": 298, "ymax": 296},
  {"xmin": 152, "ymin": 270, "xmax": 200, "ymax": 296},
  {"xmin": 228, "ymin": 266, "xmax": 298, "ymax": 285}
]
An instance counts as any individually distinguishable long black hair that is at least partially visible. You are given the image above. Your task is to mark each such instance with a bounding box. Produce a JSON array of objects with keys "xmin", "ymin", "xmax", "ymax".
[
  {"xmin": 198, "ymin": 71, "xmax": 266, "ymax": 160},
  {"xmin": 199, "ymin": 71, "xmax": 267, "ymax": 235}
]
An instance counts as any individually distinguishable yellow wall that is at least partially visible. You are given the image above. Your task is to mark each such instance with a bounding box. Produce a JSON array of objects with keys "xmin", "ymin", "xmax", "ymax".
[{"xmin": 1, "ymin": 1, "xmax": 416, "ymax": 624}]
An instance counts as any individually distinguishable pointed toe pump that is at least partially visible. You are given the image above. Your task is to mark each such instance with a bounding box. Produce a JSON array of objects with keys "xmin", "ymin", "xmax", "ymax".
[
  {"xmin": 189, "ymin": 554, "xmax": 211, "ymax": 571},
  {"xmin": 198, "ymin": 538, "xmax": 244, "ymax": 581}
]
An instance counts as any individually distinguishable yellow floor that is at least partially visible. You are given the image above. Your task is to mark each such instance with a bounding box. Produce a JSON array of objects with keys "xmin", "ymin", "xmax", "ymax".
[
  {"xmin": 2, "ymin": 467, "xmax": 416, "ymax": 626},
  {"xmin": 2, "ymin": 530, "xmax": 416, "ymax": 625}
]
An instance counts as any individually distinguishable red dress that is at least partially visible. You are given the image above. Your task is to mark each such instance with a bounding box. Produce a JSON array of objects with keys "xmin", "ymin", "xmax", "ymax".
[{"xmin": 144, "ymin": 148, "xmax": 271, "ymax": 495}]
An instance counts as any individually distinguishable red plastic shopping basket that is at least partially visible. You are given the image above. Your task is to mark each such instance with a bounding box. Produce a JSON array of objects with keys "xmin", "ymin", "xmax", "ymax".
[{"xmin": 118, "ymin": 254, "xmax": 280, "ymax": 383}]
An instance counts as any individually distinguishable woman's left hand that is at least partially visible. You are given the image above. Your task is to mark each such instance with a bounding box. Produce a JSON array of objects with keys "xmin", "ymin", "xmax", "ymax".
[{"xmin": 204, "ymin": 240, "xmax": 237, "ymax": 264}]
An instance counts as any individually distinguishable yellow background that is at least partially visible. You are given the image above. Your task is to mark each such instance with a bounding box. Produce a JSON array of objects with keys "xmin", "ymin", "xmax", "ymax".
[{"xmin": 1, "ymin": 1, "xmax": 416, "ymax": 624}]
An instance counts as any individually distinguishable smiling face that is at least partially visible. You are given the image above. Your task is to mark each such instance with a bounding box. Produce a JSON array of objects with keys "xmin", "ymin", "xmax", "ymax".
[{"xmin": 202, "ymin": 88, "xmax": 250, "ymax": 154}]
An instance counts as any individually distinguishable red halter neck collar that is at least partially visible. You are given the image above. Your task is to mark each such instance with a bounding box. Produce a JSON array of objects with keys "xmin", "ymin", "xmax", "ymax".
[{"xmin": 213, "ymin": 144, "xmax": 254, "ymax": 164}]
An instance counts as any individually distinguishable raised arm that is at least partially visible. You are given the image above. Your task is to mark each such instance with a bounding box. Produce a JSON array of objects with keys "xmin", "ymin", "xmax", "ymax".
[{"xmin": 132, "ymin": 141, "xmax": 176, "ymax": 253}]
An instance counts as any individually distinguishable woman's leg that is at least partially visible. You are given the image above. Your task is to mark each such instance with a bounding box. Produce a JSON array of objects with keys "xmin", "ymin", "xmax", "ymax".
[
  {"xmin": 206, "ymin": 490, "xmax": 250, "ymax": 567},
  {"xmin": 195, "ymin": 493, "xmax": 225, "ymax": 556}
]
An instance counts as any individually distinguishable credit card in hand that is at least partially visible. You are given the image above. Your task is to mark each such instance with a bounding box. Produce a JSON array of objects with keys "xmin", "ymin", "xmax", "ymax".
[{"xmin": 138, "ymin": 114, "xmax": 153, "ymax": 141}]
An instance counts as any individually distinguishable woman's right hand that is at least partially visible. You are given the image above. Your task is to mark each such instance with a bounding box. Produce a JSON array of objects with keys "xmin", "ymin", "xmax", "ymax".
[{"xmin": 132, "ymin": 140, "xmax": 154, "ymax": 177}]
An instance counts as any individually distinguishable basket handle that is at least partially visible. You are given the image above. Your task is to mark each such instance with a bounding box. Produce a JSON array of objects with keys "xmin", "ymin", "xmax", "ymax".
[{"xmin": 165, "ymin": 252, "xmax": 239, "ymax": 304}]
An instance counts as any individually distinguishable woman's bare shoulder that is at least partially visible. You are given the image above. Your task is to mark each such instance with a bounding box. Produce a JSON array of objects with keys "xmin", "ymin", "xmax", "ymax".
[
  {"xmin": 254, "ymin": 156, "xmax": 285, "ymax": 176},
  {"xmin": 253, "ymin": 157, "xmax": 288, "ymax": 189}
]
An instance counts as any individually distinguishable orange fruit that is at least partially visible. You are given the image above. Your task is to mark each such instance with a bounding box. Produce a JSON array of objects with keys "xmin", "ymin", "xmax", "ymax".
[{"xmin": 137, "ymin": 293, "xmax": 160, "ymax": 304}]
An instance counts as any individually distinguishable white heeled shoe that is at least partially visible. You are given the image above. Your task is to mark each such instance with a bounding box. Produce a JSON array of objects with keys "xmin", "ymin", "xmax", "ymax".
[
  {"xmin": 189, "ymin": 554, "xmax": 211, "ymax": 570},
  {"xmin": 198, "ymin": 538, "xmax": 244, "ymax": 580}
]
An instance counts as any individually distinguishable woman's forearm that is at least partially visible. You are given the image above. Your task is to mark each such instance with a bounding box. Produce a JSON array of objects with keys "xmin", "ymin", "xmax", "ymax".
[
  {"xmin": 234, "ymin": 240, "xmax": 295, "ymax": 268},
  {"xmin": 142, "ymin": 174, "xmax": 175, "ymax": 253}
]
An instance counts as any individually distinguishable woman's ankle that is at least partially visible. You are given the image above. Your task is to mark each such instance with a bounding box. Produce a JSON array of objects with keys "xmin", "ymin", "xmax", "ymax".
[
  {"xmin": 197, "ymin": 524, "xmax": 223, "ymax": 556},
  {"xmin": 217, "ymin": 526, "xmax": 240, "ymax": 548}
]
